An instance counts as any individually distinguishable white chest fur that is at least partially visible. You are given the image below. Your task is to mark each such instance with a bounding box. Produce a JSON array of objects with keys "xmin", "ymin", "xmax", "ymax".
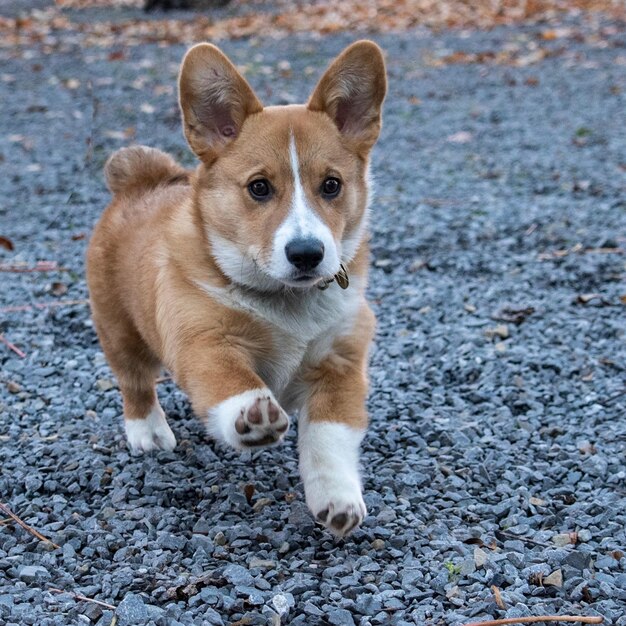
[{"xmin": 196, "ymin": 278, "xmax": 364, "ymax": 398}]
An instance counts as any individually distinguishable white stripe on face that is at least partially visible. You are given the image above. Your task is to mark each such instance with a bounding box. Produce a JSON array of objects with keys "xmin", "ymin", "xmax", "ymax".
[
  {"xmin": 269, "ymin": 134, "xmax": 340, "ymax": 285},
  {"xmin": 289, "ymin": 133, "xmax": 321, "ymax": 236}
]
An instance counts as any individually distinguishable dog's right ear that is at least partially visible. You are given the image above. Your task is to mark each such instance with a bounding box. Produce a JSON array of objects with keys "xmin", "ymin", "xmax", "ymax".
[{"xmin": 179, "ymin": 44, "xmax": 263, "ymax": 164}]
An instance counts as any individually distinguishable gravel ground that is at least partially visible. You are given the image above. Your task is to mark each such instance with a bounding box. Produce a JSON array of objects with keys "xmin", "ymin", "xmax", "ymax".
[{"xmin": 1, "ymin": 9, "xmax": 625, "ymax": 626}]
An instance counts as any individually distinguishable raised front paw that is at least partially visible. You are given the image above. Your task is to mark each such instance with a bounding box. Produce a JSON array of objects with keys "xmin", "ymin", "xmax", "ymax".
[
  {"xmin": 209, "ymin": 389, "xmax": 290, "ymax": 450},
  {"xmin": 307, "ymin": 479, "xmax": 367, "ymax": 538}
]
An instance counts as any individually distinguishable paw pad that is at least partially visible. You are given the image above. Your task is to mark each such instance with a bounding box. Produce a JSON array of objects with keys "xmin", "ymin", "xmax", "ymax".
[
  {"xmin": 311, "ymin": 494, "xmax": 367, "ymax": 538},
  {"xmin": 233, "ymin": 394, "xmax": 289, "ymax": 449}
]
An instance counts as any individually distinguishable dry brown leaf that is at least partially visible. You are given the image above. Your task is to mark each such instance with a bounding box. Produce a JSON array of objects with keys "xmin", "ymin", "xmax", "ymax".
[
  {"xmin": 107, "ymin": 49, "xmax": 126, "ymax": 61},
  {"xmin": 50, "ymin": 282, "xmax": 68, "ymax": 296},
  {"xmin": 3, "ymin": 1, "xmax": 625, "ymax": 52},
  {"xmin": 243, "ymin": 483, "xmax": 255, "ymax": 504},
  {"xmin": 0, "ymin": 236, "xmax": 14, "ymax": 251}
]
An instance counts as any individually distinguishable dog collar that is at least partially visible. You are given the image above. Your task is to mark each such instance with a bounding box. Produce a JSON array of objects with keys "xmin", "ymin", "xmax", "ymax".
[{"xmin": 317, "ymin": 263, "xmax": 349, "ymax": 290}]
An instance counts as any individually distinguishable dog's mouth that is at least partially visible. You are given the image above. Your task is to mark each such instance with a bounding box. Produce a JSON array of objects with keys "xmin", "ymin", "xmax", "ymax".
[
  {"xmin": 281, "ymin": 272, "xmax": 324, "ymax": 288},
  {"xmin": 280, "ymin": 265, "xmax": 349, "ymax": 290}
]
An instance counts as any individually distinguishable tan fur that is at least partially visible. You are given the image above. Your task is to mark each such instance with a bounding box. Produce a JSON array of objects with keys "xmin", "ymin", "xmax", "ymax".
[
  {"xmin": 104, "ymin": 146, "xmax": 189, "ymax": 195},
  {"xmin": 308, "ymin": 40, "xmax": 387, "ymax": 157},
  {"xmin": 302, "ymin": 296, "xmax": 375, "ymax": 429},
  {"xmin": 86, "ymin": 41, "xmax": 386, "ymax": 533},
  {"xmin": 179, "ymin": 43, "xmax": 263, "ymax": 164},
  {"xmin": 191, "ymin": 106, "xmax": 370, "ymax": 273}
]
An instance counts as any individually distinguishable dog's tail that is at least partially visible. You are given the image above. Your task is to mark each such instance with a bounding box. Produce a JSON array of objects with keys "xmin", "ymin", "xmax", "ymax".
[{"xmin": 104, "ymin": 145, "xmax": 189, "ymax": 195}]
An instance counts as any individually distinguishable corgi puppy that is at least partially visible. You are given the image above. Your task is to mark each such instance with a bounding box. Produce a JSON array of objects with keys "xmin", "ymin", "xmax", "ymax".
[{"xmin": 86, "ymin": 41, "xmax": 386, "ymax": 537}]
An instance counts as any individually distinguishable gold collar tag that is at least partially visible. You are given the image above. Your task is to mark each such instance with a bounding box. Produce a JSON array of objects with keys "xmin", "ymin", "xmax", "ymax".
[
  {"xmin": 335, "ymin": 264, "xmax": 350, "ymax": 289},
  {"xmin": 317, "ymin": 263, "xmax": 349, "ymax": 291}
]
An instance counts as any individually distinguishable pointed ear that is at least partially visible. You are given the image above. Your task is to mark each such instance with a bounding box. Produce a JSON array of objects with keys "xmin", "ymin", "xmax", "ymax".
[
  {"xmin": 178, "ymin": 43, "xmax": 263, "ymax": 163},
  {"xmin": 308, "ymin": 40, "xmax": 387, "ymax": 154}
]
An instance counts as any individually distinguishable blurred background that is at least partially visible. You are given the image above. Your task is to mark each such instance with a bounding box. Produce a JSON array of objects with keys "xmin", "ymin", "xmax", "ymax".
[{"xmin": 2, "ymin": 0, "xmax": 625, "ymax": 47}]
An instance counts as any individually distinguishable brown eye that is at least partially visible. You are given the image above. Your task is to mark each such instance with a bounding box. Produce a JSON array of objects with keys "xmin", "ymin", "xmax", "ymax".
[
  {"xmin": 322, "ymin": 177, "xmax": 341, "ymax": 198},
  {"xmin": 248, "ymin": 179, "xmax": 272, "ymax": 201}
]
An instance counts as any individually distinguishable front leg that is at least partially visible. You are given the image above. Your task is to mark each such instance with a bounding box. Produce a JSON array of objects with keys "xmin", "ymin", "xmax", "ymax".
[
  {"xmin": 174, "ymin": 328, "xmax": 289, "ymax": 450},
  {"xmin": 299, "ymin": 417, "xmax": 367, "ymax": 537},
  {"xmin": 298, "ymin": 305, "xmax": 374, "ymax": 537}
]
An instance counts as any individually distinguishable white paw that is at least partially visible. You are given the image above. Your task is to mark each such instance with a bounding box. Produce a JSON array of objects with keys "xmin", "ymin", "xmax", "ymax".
[
  {"xmin": 208, "ymin": 388, "xmax": 289, "ymax": 450},
  {"xmin": 298, "ymin": 420, "xmax": 367, "ymax": 537},
  {"xmin": 307, "ymin": 478, "xmax": 367, "ymax": 537},
  {"xmin": 124, "ymin": 404, "xmax": 176, "ymax": 453}
]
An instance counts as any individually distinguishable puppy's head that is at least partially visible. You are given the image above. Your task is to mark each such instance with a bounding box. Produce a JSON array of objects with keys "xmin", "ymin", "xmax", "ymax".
[{"xmin": 179, "ymin": 41, "xmax": 386, "ymax": 291}]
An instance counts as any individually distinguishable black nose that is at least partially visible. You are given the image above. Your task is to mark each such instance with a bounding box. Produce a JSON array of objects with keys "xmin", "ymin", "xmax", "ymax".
[{"xmin": 285, "ymin": 238, "xmax": 325, "ymax": 272}]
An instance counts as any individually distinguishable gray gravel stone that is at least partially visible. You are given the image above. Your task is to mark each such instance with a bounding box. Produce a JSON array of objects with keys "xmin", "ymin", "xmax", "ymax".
[
  {"xmin": 564, "ymin": 552, "xmax": 594, "ymax": 571},
  {"xmin": 223, "ymin": 563, "xmax": 254, "ymax": 586},
  {"xmin": 327, "ymin": 607, "xmax": 356, "ymax": 625},
  {"xmin": 115, "ymin": 593, "xmax": 148, "ymax": 625},
  {"xmin": 18, "ymin": 565, "xmax": 50, "ymax": 582},
  {"xmin": 0, "ymin": 595, "xmax": 15, "ymax": 609}
]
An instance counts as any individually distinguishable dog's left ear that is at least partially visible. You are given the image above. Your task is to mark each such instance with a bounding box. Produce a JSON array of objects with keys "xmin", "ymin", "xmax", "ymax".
[
  {"xmin": 308, "ymin": 40, "xmax": 387, "ymax": 155},
  {"xmin": 179, "ymin": 43, "xmax": 263, "ymax": 164}
]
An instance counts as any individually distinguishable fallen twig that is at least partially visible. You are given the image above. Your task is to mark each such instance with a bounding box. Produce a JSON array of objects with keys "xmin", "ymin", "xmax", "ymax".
[
  {"xmin": 0, "ymin": 334, "xmax": 26, "ymax": 358},
  {"xmin": 538, "ymin": 246, "xmax": 623, "ymax": 261},
  {"xmin": 491, "ymin": 585, "xmax": 506, "ymax": 610},
  {"xmin": 0, "ymin": 261, "xmax": 67, "ymax": 273},
  {"xmin": 579, "ymin": 388, "xmax": 626, "ymax": 409},
  {"xmin": 496, "ymin": 530, "xmax": 552, "ymax": 548},
  {"xmin": 0, "ymin": 502, "xmax": 60, "ymax": 549},
  {"xmin": 598, "ymin": 389, "xmax": 626, "ymax": 406},
  {"xmin": 463, "ymin": 617, "xmax": 602, "ymax": 626},
  {"xmin": 0, "ymin": 298, "xmax": 89, "ymax": 314},
  {"xmin": 48, "ymin": 587, "xmax": 116, "ymax": 610}
]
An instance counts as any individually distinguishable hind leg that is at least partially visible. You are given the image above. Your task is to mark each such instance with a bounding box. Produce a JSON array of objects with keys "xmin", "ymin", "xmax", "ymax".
[
  {"xmin": 121, "ymin": 377, "xmax": 176, "ymax": 453},
  {"xmin": 93, "ymin": 311, "xmax": 176, "ymax": 453}
]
